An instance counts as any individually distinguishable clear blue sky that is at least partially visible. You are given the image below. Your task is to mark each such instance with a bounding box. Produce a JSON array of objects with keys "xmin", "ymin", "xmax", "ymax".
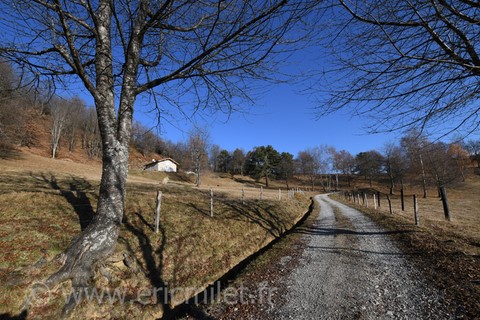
[
  {"xmin": 133, "ymin": 82, "xmax": 402, "ymax": 157},
  {"xmin": 75, "ymin": 70, "xmax": 478, "ymax": 157}
]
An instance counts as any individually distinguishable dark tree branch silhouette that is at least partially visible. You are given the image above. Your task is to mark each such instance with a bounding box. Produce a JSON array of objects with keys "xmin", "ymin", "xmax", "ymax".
[{"xmin": 317, "ymin": 0, "xmax": 480, "ymax": 136}]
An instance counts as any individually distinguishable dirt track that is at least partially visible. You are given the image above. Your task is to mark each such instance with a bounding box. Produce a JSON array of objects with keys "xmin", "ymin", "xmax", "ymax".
[{"xmin": 270, "ymin": 194, "xmax": 452, "ymax": 319}]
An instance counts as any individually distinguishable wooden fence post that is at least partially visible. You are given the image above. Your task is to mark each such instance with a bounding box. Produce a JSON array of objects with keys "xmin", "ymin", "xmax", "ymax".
[
  {"xmin": 155, "ymin": 191, "xmax": 162, "ymax": 234},
  {"xmin": 278, "ymin": 189, "xmax": 282, "ymax": 201},
  {"xmin": 387, "ymin": 195, "xmax": 393, "ymax": 214},
  {"xmin": 210, "ymin": 188, "xmax": 214, "ymax": 218},
  {"xmin": 364, "ymin": 193, "xmax": 369, "ymax": 208},
  {"xmin": 400, "ymin": 188, "xmax": 405, "ymax": 211},
  {"xmin": 439, "ymin": 186, "xmax": 451, "ymax": 221},
  {"xmin": 373, "ymin": 194, "xmax": 377, "ymax": 210},
  {"xmin": 357, "ymin": 193, "xmax": 361, "ymax": 204},
  {"xmin": 377, "ymin": 191, "xmax": 381, "ymax": 208},
  {"xmin": 413, "ymin": 194, "xmax": 420, "ymax": 226}
]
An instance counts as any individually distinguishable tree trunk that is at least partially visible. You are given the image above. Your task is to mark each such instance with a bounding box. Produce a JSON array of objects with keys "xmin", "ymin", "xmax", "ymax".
[
  {"xmin": 419, "ymin": 154, "xmax": 427, "ymax": 198},
  {"xmin": 52, "ymin": 144, "xmax": 58, "ymax": 159},
  {"xmin": 457, "ymin": 159, "xmax": 466, "ymax": 182},
  {"xmin": 196, "ymin": 169, "xmax": 201, "ymax": 187},
  {"xmin": 319, "ymin": 174, "xmax": 326, "ymax": 192},
  {"xmin": 389, "ymin": 176, "xmax": 394, "ymax": 195},
  {"xmin": 46, "ymin": 142, "xmax": 128, "ymax": 316}
]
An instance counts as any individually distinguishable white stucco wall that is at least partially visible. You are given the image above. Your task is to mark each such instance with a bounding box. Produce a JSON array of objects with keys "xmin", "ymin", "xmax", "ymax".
[{"xmin": 146, "ymin": 160, "xmax": 177, "ymax": 172}]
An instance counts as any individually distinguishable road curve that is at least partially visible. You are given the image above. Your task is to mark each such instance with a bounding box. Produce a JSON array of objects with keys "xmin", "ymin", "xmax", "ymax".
[{"xmin": 273, "ymin": 194, "xmax": 451, "ymax": 319}]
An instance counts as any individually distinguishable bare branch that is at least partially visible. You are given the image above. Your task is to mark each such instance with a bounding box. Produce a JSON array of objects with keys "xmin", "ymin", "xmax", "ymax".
[{"xmin": 316, "ymin": 0, "xmax": 480, "ymax": 136}]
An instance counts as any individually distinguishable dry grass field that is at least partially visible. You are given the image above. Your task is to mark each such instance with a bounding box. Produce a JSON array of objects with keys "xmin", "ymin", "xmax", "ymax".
[
  {"xmin": 0, "ymin": 151, "xmax": 311, "ymax": 319},
  {"xmin": 343, "ymin": 173, "xmax": 480, "ymax": 256}
]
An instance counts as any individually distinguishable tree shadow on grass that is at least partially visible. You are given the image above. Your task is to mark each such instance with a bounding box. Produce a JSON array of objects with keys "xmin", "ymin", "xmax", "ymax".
[
  {"xmin": 36, "ymin": 174, "xmax": 95, "ymax": 231},
  {"xmin": 187, "ymin": 203, "xmax": 211, "ymax": 217},
  {"xmin": 232, "ymin": 177, "xmax": 259, "ymax": 188},
  {"xmin": 121, "ymin": 214, "xmax": 173, "ymax": 318},
  {"xmin": 122, "ymin": 211, "xmax": 217, "ymax": 320},
  {"xmin": 223, "ymin": 200, "xmax": 287, "ymax": 238},
  {"xmin": 294, "ymin": 225, "xmax": 414, "ymax": 237},
  {"xmin": 133, "ymin": 211, "xmax": 155, "ymax": 231},
  {"xmin": 0, "ymin": 310, "xmax": 28, "ymax": 320}
]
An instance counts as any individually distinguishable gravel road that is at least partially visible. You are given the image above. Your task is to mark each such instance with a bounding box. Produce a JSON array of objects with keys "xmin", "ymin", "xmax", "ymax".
[{"xmin": 271, "ymin": 194, "xmax": 452, "ymax": 320}]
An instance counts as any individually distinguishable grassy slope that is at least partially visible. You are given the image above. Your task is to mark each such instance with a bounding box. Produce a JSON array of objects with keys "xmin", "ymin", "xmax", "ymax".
[
  {"xmin": 341, "ymin": 171, "xmax": 480, "ymax": 251},
  {"xmin": 0, "ymin": 152, "xmax": 310, "ymax": 319}
]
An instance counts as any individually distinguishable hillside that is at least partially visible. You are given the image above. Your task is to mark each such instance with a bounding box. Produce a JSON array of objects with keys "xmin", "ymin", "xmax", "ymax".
[{"xmin": 0, "ymin": 149, "xmax": 312, "ymax": 319}]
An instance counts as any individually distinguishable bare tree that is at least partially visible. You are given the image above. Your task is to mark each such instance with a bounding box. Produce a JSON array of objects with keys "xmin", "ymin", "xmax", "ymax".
[
  {"xmin": 131, "ymin": 121, "xmax": 161, "ymax": 156},
  {"xmin": 447, "ymin": 143, "xmax": 470, "ymax": 182},
  {"xmin": 297, "ymin": 150, "xmax": 319, "ymax": 190},
  {"xmin": 464, "ymin": 139, "xmax": 480, "ymax": 169},
  {"xmin": 49, "ymin": 97, "xmax": 69, "ymax": 159},
  {"xmin": 318, "ymin": 1, "xmax": 480, "ymax": 136},
  {"xmin": 0, "ymin": 59, "xmax": 17, "ymax": 101},
  {"xmin": 163, "ymin": 140, "xmax": 189, "ymax": 168},
  {"xmin": 188, "ymin": 127, "xmax": 210, "ymax": 187},
  {"xmin": 425, "ymin": 142, "xmax": 466, "ymax": 192},
  {"xmin": 332, "ymin": 149, "xmax": 355, "ymax": 187},
  {"xmin": 311, "ymin": 145, "xmax": 334, "ymax": 191},
  {"xmin": 383, "ymin": 142, "xmax": 408, "ymax": 195},
  {"xmin": 210, "ymin": 144, "xmax": 221, "ymax": 172},
  {"xmin": 0, "ymin": 60, "xmax": 19, "ymax": 150},
  {"xmin": 400, "ymin": 130, "xmax": 430, "ymax": 198},
  {"xmin": 231, "ymin": 148, "xmax": 246, "ymax": 176},
  {"xmin": 82, "ymin": 107, "xmax": 102, "ymax": 159},
  {"xmin": 65, "ymin": 97, "xmax": 86, "ymax": 152},
  {"xmin": 0, "ymin": 1, "xmax": 315, "ymax": 313}
]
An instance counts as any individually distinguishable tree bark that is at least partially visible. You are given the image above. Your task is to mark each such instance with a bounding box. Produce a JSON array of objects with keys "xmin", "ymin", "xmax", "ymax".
[{"xmin": 47, "ymin": 151, "xmax": 127, "ymax": 315}]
